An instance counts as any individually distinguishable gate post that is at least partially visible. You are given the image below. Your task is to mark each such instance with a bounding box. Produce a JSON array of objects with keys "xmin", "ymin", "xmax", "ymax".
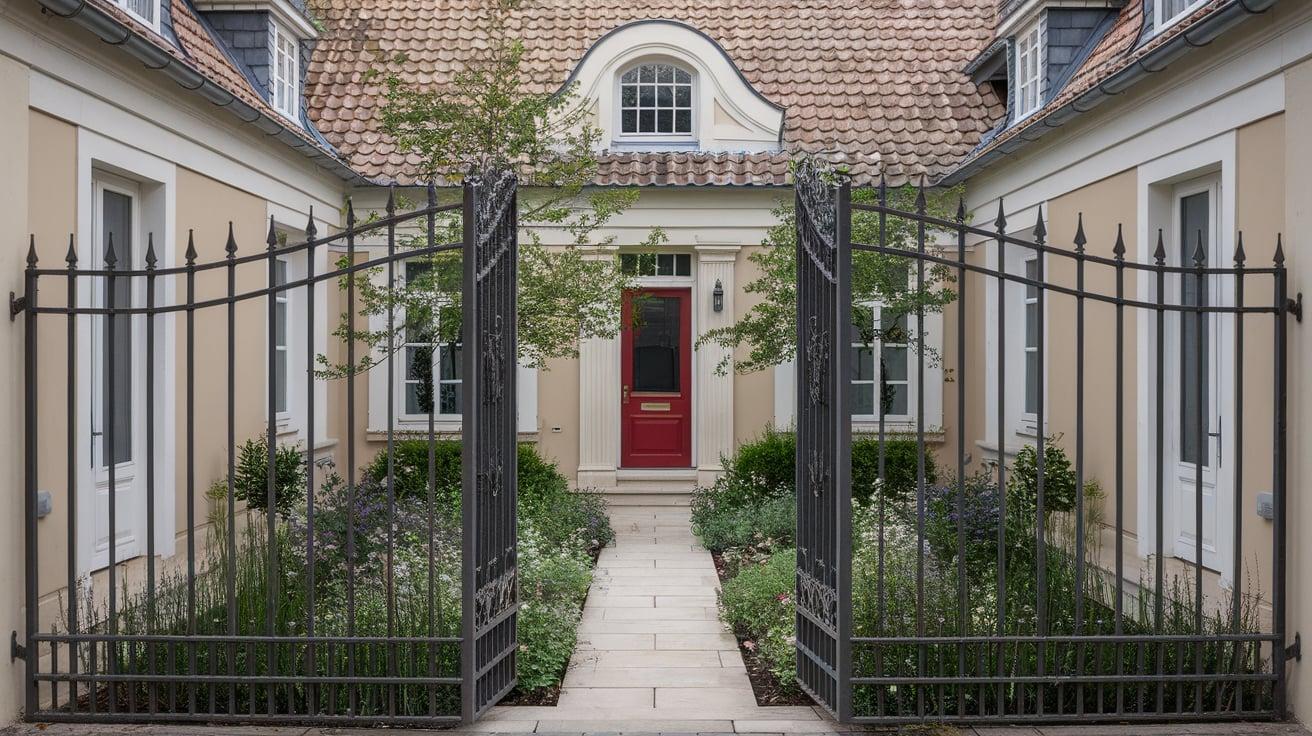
[
  {"xmin": 23, "ymin": 241, "xmax": 39, "ymax": 719},
  {"xmin": 792, "ymin": 162, "xmax": 852, "ymax": 721},
  {"xmin": 461, "ymin": 170, "xmax": 520, "ymax": 722}
]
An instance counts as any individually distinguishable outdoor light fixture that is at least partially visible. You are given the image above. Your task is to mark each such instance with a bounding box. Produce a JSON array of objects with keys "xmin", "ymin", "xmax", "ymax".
[{"xmin": 712, "ymin": 279, "xmax": 724, "ymax": 313}]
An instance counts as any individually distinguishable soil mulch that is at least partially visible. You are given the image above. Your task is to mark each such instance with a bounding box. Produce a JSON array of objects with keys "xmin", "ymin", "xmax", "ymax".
[
  {"xmin": 499, "ymin": 682, "xmax": 560, "ymax": 706},
  {"xmin": 712, "ymin": 552, "xmax": 817, "ymax": 708}
]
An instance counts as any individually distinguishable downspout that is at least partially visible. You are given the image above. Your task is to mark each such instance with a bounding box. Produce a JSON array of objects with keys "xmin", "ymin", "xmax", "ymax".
[
  {"xmin": 941, "ymin": 0, "xmax": 1280, "ymax": 185},
  {"xmin": 34, "ymin": 0, "xmax": 368, "ymax": 183}
]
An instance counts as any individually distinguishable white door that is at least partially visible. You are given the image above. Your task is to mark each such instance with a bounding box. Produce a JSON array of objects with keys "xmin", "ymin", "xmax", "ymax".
[
  {"xmin": 1170, "ymin": 178, "xmax": 1225, "ymax": 572},
  {"xmin": 87, "ymin": 173, "xmax": 148, "ymax": 570}
]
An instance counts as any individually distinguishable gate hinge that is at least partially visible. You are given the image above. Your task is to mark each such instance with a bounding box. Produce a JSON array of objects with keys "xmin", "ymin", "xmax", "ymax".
[
  {"xmin": 10, "ymin": 631, "xmax": 24, "ymax": 662},
  {"xmin": 9, "ymin": 291, "xmax": 26, "ymax": 322},
  {"xmin": 1288, "ymin": 293, "xmax": 1304, "ymax": 323},
  {"xmin": 1287, "ymin": 632, "xmax": 1302, "ymax": 662}
]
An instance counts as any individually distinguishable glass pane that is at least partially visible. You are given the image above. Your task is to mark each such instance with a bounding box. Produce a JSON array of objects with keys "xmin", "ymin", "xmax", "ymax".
[
  {"xmin": 406, "ymin": 344, "xmax": 433, "ymax": 381},
  {"xmin": 405, "ymin": 383, "xmax": 426, "ymax": 415},
  {"xmin": 853, "ymin": 383, "xmax": 874, "ymax": 416},
  {"xmin": 850, "ymin": 345, "xmax": 874, "ymax": 381},
  {"xmin": 275, "ymin": 301, "xmax": 287, "ymax": 346},
  {"xmin": 639, "ymin": 65, "xmax": 655, "ymax": 83},
  {"xmin": 406, "ymin": 260, "xmax": 431, "ymax": 283},
  {"xmin": 1025, "ymin": 258, "xmax": 1038, "ymax": 297},
  {"xmin": 1025, "ymin": 302, "xmax": 1037, "ymax": 349},
  {"xmin": 675, "ymin": 110, "xmax": 691, "ymax": 134},
  {"xmin": 439, "ymin": 343, "xmax": 463, "ymax": 380},
  {"xmin": 622, "ymin": 69, "xmax": 638, "ymax": 83},
  {"xmin": 620, "ymin": 254, "xmax": 637, "ymax": 274},
  {"xmin": 657, "ymin": 110, "xmax": 673, "ymax": 133},
  {"xmin": 439, "ymin": 383, "xmax": 461, "ymax": 414},
  {"xmin": 657, "ymin": 64, "xmax": 672, "ymax": 83},
  {"xmin": 1025, "ymin": 350, "xmax": 1039, "ymax": 415},
  {"xmin": 675, "ymin": 254, "xmax": 690, "ymax": 276},
  {"xmin": 621, "ymin": 85, "xmax": 637, "ymax": 107},
  {"xmin": 675, "ymin": 85, "xmax": 691, "ymax": 106},
  {"xmin": 882, "ymin": 383, "xmax": 908, "ymax": 416},
  {"xmin": 632, "ymin": 296, "xmax": 681, "ymax": 393},
  {"xmin": 274, "ymin": 350, "xmax": 287, "ymax": 413},
  {"xmin": 881, "ymin": 346, "xmax": 907, "ymax": 381},
  {"xmin": 881, "ymin": 312, "xmax": 907, "ymax": 343},
  {"xmin": 621, "ymin": 110, "xmax": 637, "ymax": 132},
  {"xmin": 102, "ymin": 188, "xmax": 133, "ymax": 466},
  {"xmin": 1179, "ymin": 190, "xmax": 1210, "ymax": 467},
  {"xmin": 639, "ymin": 85, "xmax": 655, "ymax": 106},
  {"xmin": 639, "ymin": 110, "xmax": 655, "ymax": 133},
  {"xmin": 657, "ymin": 254, "xmax": 674, "ymax": 276},
  {"xmin": 657, "ymin": 86, "xmax": 673, "ymax": 107},
  {"xmin": 675, "ymin": 68, "xmax": 691, "ymax": 84}
]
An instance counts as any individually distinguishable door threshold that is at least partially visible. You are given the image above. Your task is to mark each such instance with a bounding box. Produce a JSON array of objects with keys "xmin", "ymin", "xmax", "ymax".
[{"xmin": 615, "ymin": 468, "xmax": 698, "ymax": 481}]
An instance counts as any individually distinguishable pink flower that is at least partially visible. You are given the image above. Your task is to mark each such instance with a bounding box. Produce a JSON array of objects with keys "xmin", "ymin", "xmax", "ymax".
[{"xmin": 743, "ymin": 640, "xmax": 758, "ymax": 652}]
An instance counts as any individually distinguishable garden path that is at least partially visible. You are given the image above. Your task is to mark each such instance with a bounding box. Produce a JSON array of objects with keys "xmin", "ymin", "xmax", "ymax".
[{"xmin": 483, "ymin": 502, "xmax": 834, "ymax": 732}]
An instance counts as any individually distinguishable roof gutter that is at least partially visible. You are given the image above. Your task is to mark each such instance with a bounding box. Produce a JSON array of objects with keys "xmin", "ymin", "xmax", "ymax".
[
  {"xmin": 34, "ymin": 0, "xmax": 367, "ymax": 184},
  {"xmin": 940, "ymin": 0, "xmax": 1280, "ymax": 186}
]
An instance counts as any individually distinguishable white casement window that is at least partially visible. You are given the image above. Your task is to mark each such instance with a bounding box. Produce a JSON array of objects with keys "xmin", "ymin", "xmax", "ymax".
[
  {"xmin": 851, "ymin": 306, "xmax": 912, "ymax": 421},
  {"xmin": 269, "ymin": 19, "xmax": 300, "ymax": 118},
  {"xmin": 400, "ymin": 261, "xmax": 462, "ymax": 419},
  {"xmin": 1014, "ymin": 18, "xmax": 1044, "ymax": 120},
  {"xmin": 618, "ymin": 62, "xmax": 694, "ymax": 138},
  {"xmin": 1022, "ymin": 256, "xmax": 1040, "ymax": 423},
  {"xmin": 273, "ymin": 257, "xmax": 290, "ymax": 418},
  {"xmin": 114, "ymin": 0, "xmax": 161, "ymax": 31},
  {"xmin": 1156, "ymin": 0, "xmax": 1206, "ymax": 32}
]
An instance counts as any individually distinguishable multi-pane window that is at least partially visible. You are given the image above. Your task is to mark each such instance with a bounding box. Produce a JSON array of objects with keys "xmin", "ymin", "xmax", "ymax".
[
  {"xmin": 1014, "ymin": 18, "xmax": 1043, "ymax": 120},
  {"xmin": 1157, "ymin": 0, "xmax": 1204, "ymax": 29},
  {"xmin": 117, "ymin": 0, "xmax": 158, "ymax": 29},
  {"xmin": 851, "ymin": 309, "xmax": 910, "ymax": 418},
  {"xmin": 620, "ymin": 63, "xmax": 693, "ymax": 136},
  {"xmin": 402, "ymin": 262, "xmax": 462, "ymax": 416},
  {"xmin": 270, "ymin": 20, "xmax": 300, "ymax": 118},
  {"xmin": 1023, "ymin": 257, "xmax": 1040, "ymax": 417},
  {"xmin": 273, "ymin": 258, "xmax": 289, "ymax": 415},
  {"xmin": 620, "ymin": 252, "xmax": 692, "ymax": 277}
]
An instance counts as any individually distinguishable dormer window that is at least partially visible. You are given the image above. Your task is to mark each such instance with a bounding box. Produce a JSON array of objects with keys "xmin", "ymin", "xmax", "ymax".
[
  {"xmin": 1156, "ymin": 0, "xmax": 1206, "ymax": 32},
  {"xmin": 116, "ymin": 0, "xmax": 160, "ymax": 31},
  {"xmin": 1014, "ymin": 17, "xmax": 1044, "ymax": 120},
  {"xmin": 269, "ymin": 19, "xmax": 300, "ymax": 118},
  {"xmin": 619, "ymin": 63, "xmax": 694, "ymax": 137}
]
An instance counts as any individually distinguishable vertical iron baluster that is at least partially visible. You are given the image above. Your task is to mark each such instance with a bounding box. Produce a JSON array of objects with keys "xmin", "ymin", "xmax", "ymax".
[
  {"xmin": 1192, "ymin": 231, "xmax": 1206, "ymax": 714},
  {"xmin": 265, "ymin": 217, "xmax": 280, "ymax": 716},
  {"xmin": 304, "ymin": 209, "xmax": 319, "ymax": 716},
  {"xmin": 1112, "ymin": 225, "xmax": 1126, "ymax": 716},
  {"xmin": 875, "ymin": 175, "xmax": 888, "ymax": 719},
  {"xmin": 64, "ymin": 236, "xmax": 79, "ymax": 715},
  {"xmin": 914, "ymin": 181, "xmax": 927, "ymax": 720},
  {"xmin": 955, "ymin": 198, "xmax": 967, "ymax": 717},
  {"xmin": 1154, "ymin": 231, "xmax": 1167, "ymax": 714},
  {"xmin": 425, "ymin": 183, "xmax": 439, "ymax": 718},
  {"xmin": 460, "ymin": 178, "xmax": 478, "ymax": 723},
  {"xmin": 1231, "ymin": 235, "xmax": 1246, "ymax": 713},
  {"xmin": 345, "ymin": 199, "xmax": 358, "ymax": 716},
  {"xmin": 836, "ymin": 178, "xmax": 853, "ymax": 723},
  {"xmin": 144, "ymin": 235, "xmax": 158, "ymax": 716},
  {"xmin": 385, "ymin": 188, "xmax": 398, "ymax": 717},
  {"xmin": 993, "ymin": 200, "xmax": 1007, "ymax": 716},
  {"xmin": 23, "ymin": 239, "xmax": 39, "ymax": 720},
  {"xmin": 1271, "ymin": 237, "xmax": 1288, "ymax": 718},
  {"xmin": 1033, "ymin": 207, "xmax": 1047, "ymax": 717},
  {"xmin": 224, "ymin": 225, "xmax": 238, "ymax": 715},
  {"xmin": 184, "ymin": 232, "xmax": 198, "ymax": 715},
  {"xmin": 1073, "ymin": 215, "xmax": 1087, "ymax": 716},
  {"xmin": 104, "ymin": 233, "xmax": 119, "ymax": 715}
]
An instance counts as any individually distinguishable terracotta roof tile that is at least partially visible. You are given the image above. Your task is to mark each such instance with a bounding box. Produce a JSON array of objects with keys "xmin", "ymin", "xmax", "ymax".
[{"xmin": 305, "ymin": 0, "xmax": 1004, "ymax": 186}]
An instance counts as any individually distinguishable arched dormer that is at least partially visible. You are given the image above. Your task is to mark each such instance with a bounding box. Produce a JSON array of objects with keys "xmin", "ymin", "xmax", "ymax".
[{"xmin": 562, "ymin": 20, "xmax": 785, "ymax": 153}]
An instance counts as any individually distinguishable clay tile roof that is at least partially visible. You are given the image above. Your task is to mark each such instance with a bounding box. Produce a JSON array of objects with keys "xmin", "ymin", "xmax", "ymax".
[{"xmin": 305, "ymin": 0, "xmax": 1005, "ymax": 186}]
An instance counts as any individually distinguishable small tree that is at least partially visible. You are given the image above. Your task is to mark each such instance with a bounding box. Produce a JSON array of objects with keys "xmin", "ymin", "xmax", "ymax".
[
  {"xmin": 321, "ymin": 0, "xmax": 663, "ymax": 379},
  {"xmin": 697, "ymin": 164, "xmax": 961, "ymax": 377}
]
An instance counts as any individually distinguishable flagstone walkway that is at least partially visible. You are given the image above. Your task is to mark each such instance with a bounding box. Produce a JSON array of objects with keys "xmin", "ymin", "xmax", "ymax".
[{"xmin": 482, "ymin": 502, "xmax": 831, "ymax": 733}]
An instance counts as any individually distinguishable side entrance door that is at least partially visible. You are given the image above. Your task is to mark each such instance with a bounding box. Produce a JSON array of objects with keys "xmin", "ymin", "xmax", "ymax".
[{"xmin": 620, "ymin": 288, "xmax": 692, "ymax": 467}]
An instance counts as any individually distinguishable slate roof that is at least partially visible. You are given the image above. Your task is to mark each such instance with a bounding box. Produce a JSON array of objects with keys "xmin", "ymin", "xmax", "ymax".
[{"xmin": 304, "ymin": 0, "xmax": 1006, "ymax": 186}]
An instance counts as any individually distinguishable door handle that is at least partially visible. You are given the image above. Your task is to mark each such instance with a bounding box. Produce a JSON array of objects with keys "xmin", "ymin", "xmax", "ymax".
[{"xmin": 622, "ymin": 385, "xmax": 630, "ymax": 403}]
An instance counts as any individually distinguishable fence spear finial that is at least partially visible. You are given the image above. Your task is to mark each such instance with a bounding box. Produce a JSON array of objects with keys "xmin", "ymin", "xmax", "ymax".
[
  {"xmin": 346, "ymin": 198, "xmax": 356, "ymax": 229},
  {"xmin": 915, "ymin": 176, "xmax": 927, "ymax": 212},
  {"xmin": 1032, "ymin": 204, "xmax": 1046, "ymax": 243},
  {"xmin": 1234, "ymin": 232, "xmax": 1246, "ymax": 267},
  {"xmin": 994, "ymin": 199, "xmax": 1007, "ymax": 232},
  {"xmin": 1192, "ymin": 229, "xmax": 1207, "ymax": 267},
  {"xmin": 185, "ymin": 229, "xmax": 198, "ymax": 265},
  {"xmin": 145, "ymin": 233, "xmax": 157, "ymax": 269},
  {"xmin": 25, "ymin": 235, "xmax": 37, "ymax": 270},
  {"xmin": 878, "ymin": 172, "xmax": 887, "ymax": 205},
  {"xmin": 955, "ymin": 196, "xmax": 966, "ymax": 223},
  {"xmin": 1153, "ymin": 229, "xmax": 1166, "ymax": 265},
  {"xmin": 1073, "ymin": 213, "xmax": 1087, "ymax": 253},
  {"xmin": 104, "ymin": 232, "xmax": 117, "ymax": 269},
  {"xmin": 427, "ymin": 182, "xmax": 437, "ymax": 209},
  {"xmin": 305, "ymin": 206, "xmax": 317, "ymax": 240},
  {"xmin": 386, "ymin": 186, "xmax": 396, "ymax": 215},
  {"xmin": 266, "ymin": 216, "xmax": 279, "ymax": 251},
  {"xmin": 65, "ymin": 234, "xmax": 77, "ymax": 266},
  {"xmin": 1112, "ymin": 224, "xmax": 1126, "ymax": 261},
  {"xmin": 225, "ymin": 221, "xmax": 238, "ymax": 258},
  {"xmin": 1275, "ymin": 234, "xmax": 1285, "ymax": 267}
]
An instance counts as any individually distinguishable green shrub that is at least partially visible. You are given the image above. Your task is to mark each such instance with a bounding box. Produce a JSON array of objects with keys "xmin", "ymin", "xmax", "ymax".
[
  {"xmin": 691, "ymin": 494, "xmax": 794, "ymax": 554},
  {"xmin": 1008, "ymin": 437, "xmax": 1078, "ymax": 516},
  {"xmin": 852, "ymin": 435, "xmax": 938, "ymax": 506},
  {"xmin": 718, "ymin": 547, "xmax": 797, "ymax": 689},
  {"xmin": 233, "ymin": 434, "xmax": 307, "ymax": 518}
]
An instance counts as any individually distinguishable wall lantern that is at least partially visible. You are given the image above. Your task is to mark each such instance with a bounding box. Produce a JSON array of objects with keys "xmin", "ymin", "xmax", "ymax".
[{"xmin": 712, "ymin": 279, "xmax": 724, "ymax": 313}]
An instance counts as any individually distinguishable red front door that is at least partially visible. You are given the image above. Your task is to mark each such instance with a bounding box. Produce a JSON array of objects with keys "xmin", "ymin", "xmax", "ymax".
[{"xmin": 621, "ymin": 288, "xmax": 693, "ymax": 468}]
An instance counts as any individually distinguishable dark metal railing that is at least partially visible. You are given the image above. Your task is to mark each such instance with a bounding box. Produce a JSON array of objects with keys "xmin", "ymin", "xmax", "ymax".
[
  {"xmin": 793, "ymin": 164, "xmax": 1293, "ymax": 723},
  {"xmin": 20, "ymin": 176, "xmax": 520, "ymax": 725}
]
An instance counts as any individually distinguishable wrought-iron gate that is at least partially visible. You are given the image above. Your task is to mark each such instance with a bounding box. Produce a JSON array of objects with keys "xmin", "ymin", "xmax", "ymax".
[
  {"xmin": 793, "ymin": 162, "xmax": 1292, "ymax": 723},
  {"xmin": 19, "ymin": 174, "xmax": 519, "ymax": 725}
]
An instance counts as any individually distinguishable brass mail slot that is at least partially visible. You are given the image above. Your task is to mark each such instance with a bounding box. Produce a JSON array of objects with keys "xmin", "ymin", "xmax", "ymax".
[{"xmin": 640, "ymin": 402, "xmax": 671, "ymax": 412}]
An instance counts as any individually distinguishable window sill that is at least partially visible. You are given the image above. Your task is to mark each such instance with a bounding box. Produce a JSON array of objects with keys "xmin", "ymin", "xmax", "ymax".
[
  {"xmin": 365, "ymin": 427, "xmax": 540, "ymax": 442},
  {"xmin": 609, "ymin": 139, "xmax": 701, "ymax": 152},
  {"xmin": 853, "ymin": 423, "xmax": 946, "ymax": 443}
]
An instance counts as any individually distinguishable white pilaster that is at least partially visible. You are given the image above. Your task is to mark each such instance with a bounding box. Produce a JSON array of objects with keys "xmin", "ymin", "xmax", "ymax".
[
  {"xmin": 577, "ymin": 248, "xmax": 622, "ymax": 488},
  {"xmin": 694, "ymin": 246, "xmax": 740, "ymax": 486}
]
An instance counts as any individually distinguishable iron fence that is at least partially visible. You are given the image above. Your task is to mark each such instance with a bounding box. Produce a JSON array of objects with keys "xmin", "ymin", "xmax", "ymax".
[
  {"xmin": 19, "ymin": 175, "xmax": 520, "ymax": 725},
  {"xmin": 792, "ymin": 164, "xmax": 1293, "ymax": 723}
]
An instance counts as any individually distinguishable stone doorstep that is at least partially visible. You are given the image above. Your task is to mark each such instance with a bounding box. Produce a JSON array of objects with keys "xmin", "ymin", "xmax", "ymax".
[
  {"xmin": 577, "ymin": 618, "xmax": 730, "ymax": 634},
  {"xmin": 562, "ymin": 666, "xmax": 752, "ymax": 687}
]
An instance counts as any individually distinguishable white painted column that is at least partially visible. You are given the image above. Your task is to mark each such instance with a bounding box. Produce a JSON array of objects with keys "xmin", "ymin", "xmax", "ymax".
[
  {"xmin": 577, "ymin": 248, "xmax": 621, "ymax": 489},
  {"xmin": 694, "ymin": 245, "xmax": 740, "ymax": 486}
]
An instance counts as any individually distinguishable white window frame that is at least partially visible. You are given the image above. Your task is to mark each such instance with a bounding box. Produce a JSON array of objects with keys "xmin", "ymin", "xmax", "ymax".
[
  {"xmin": 1013, "ymin": 16, "xmax": 1045, "ymax": 122},
  {"xmin": 395, "ymin": 260, "xmax": 463, "ymax": 422},
  {"xmin": 614, "ymin": 60, "xmax": 697, "ymax": 143},
  {"xmin": 1155, "ymin": 0, "xmax": 1207, "ymax": 34},
  {"xmin": 269, "ymin": 18, "xmax": 301, "ymax": 119},
  {"xmin": 272, "ymin": 255, "xmax": 292, "ymax": 423},
  {"xmin": 113, "ymin": 0, "xmax": 162, "ymax": 33},
  {"xmin": 1022, "ymin": 254, "xmax": 1041, "ymax": 429},
  {"xmin": 981, "ymin": 216, "xmax": 1046, "ymax": 453},
  {"xmin": 851, "ymin": 303, "xmax": 915, "ymax": 424}
]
